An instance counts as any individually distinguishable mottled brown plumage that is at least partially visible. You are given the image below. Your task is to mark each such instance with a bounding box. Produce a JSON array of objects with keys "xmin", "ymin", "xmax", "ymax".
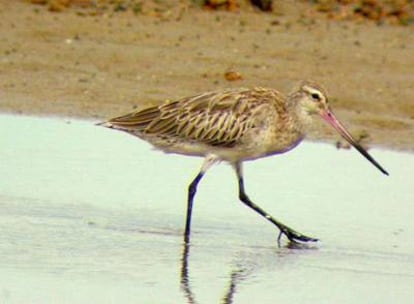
[
  {"xmin": 100, "ymin": 81, "xmax": 388, "ymax": 244},
  {"xmin": 104, "ymin": 86, "xmax": 305, "ymax": 162}
]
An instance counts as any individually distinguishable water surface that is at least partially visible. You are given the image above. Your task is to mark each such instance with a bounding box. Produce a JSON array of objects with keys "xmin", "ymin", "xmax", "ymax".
[{"xmin": 0, "ymin": 114, "xmax": 413, "ymax": 303}]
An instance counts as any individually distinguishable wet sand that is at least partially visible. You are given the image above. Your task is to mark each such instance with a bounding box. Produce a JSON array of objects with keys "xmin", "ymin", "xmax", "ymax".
[{"xmin": 0, "ymin": 1, "xmax": 413, "ymax": 151}]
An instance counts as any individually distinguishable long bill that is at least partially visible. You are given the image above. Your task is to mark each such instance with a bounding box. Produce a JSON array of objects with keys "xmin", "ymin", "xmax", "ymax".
[{"xmin": 321, "ymin": 110, "xmax": 389, "ymax": 176}]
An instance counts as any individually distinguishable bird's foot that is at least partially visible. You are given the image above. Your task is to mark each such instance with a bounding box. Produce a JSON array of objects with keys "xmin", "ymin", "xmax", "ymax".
[{"xmin": 277, "ymin": 225, "xmax": 318, "ymax": 245}]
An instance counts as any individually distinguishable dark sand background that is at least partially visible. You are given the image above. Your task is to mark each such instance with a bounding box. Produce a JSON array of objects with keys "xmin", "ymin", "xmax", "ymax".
[{"xmin": 0, "ymin": 1, "xmax": 413, "ymax": 150}]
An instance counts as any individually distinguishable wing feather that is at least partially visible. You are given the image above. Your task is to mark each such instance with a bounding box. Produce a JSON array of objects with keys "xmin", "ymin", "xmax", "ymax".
[
  {"xmin": 107, "ymin": 106, "xmax": 161, "ymax": 129},
  {"xmin": 105, "ymin": 88, "xmax": 278, "ymax": 147}
]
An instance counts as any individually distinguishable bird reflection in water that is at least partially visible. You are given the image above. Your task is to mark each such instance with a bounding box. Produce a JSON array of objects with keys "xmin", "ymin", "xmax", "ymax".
[
  {"xmin": 179, "ymin": 239, "xmax": 317, "ymax": 303},
  {"xmin": 180, "ymin": 242, "xmax": 249, "ymax": 304}
]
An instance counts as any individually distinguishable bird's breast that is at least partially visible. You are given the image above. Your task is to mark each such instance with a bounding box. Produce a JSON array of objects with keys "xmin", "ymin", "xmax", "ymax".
[{"xmin": 228, "ymin": 117, "xmax": 304, "ymax": 161}]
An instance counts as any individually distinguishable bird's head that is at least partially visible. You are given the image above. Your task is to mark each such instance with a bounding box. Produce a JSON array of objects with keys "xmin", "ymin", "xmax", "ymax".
[
  {"xmin": 294, "ymin": 80, "xmax": 330, "ymax": 116},
  {"xmin": 290, "ymin": 80, "xmax": 389, "ymax": 176}
]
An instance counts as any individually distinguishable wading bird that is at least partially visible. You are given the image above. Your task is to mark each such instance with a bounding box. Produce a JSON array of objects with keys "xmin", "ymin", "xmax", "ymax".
[{"xmin": 99, "ymin": 81, "xmax": 388, "ymax": 244}]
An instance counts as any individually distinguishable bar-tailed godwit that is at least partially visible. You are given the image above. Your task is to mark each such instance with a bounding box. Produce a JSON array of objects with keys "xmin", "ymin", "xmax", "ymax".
[{"xmin": 99, "ymin": 81, "xmax": 388, "ymax": 244}]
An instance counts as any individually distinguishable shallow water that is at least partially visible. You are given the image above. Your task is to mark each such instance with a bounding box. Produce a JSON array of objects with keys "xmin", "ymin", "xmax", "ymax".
[{"xmin": 0, "ymin": 114, "xmax": 413, "ymax": 304}]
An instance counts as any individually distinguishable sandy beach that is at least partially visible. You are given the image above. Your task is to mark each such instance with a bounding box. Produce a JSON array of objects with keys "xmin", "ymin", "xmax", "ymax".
[{"xmin": 0, "ymin": 1, "xmax": 413, "ymax": 150}]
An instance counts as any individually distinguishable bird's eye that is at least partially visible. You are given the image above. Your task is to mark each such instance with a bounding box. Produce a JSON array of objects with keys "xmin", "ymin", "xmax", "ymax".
[{"xmin": 311, "ymin": 93, "xmax": 321, "ymax": 101}]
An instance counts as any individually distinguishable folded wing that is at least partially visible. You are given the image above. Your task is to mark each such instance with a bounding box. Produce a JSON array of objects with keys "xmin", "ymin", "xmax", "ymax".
[{"xmin": 107, "ymin": 88, "xmax": 272, "ymax": 148}]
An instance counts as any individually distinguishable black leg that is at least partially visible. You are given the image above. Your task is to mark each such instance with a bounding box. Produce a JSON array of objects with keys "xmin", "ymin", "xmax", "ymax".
[
  {"xmin": 185, "ymin": 172, "xmax": 204, "ymax": 243},
  {"xmin": 184, "ymin": 155, "xmax": 217, "ymax": 244},
  {"xmin": 234, "ymin": 163, "xmax": 318, "ymax": 244}
]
